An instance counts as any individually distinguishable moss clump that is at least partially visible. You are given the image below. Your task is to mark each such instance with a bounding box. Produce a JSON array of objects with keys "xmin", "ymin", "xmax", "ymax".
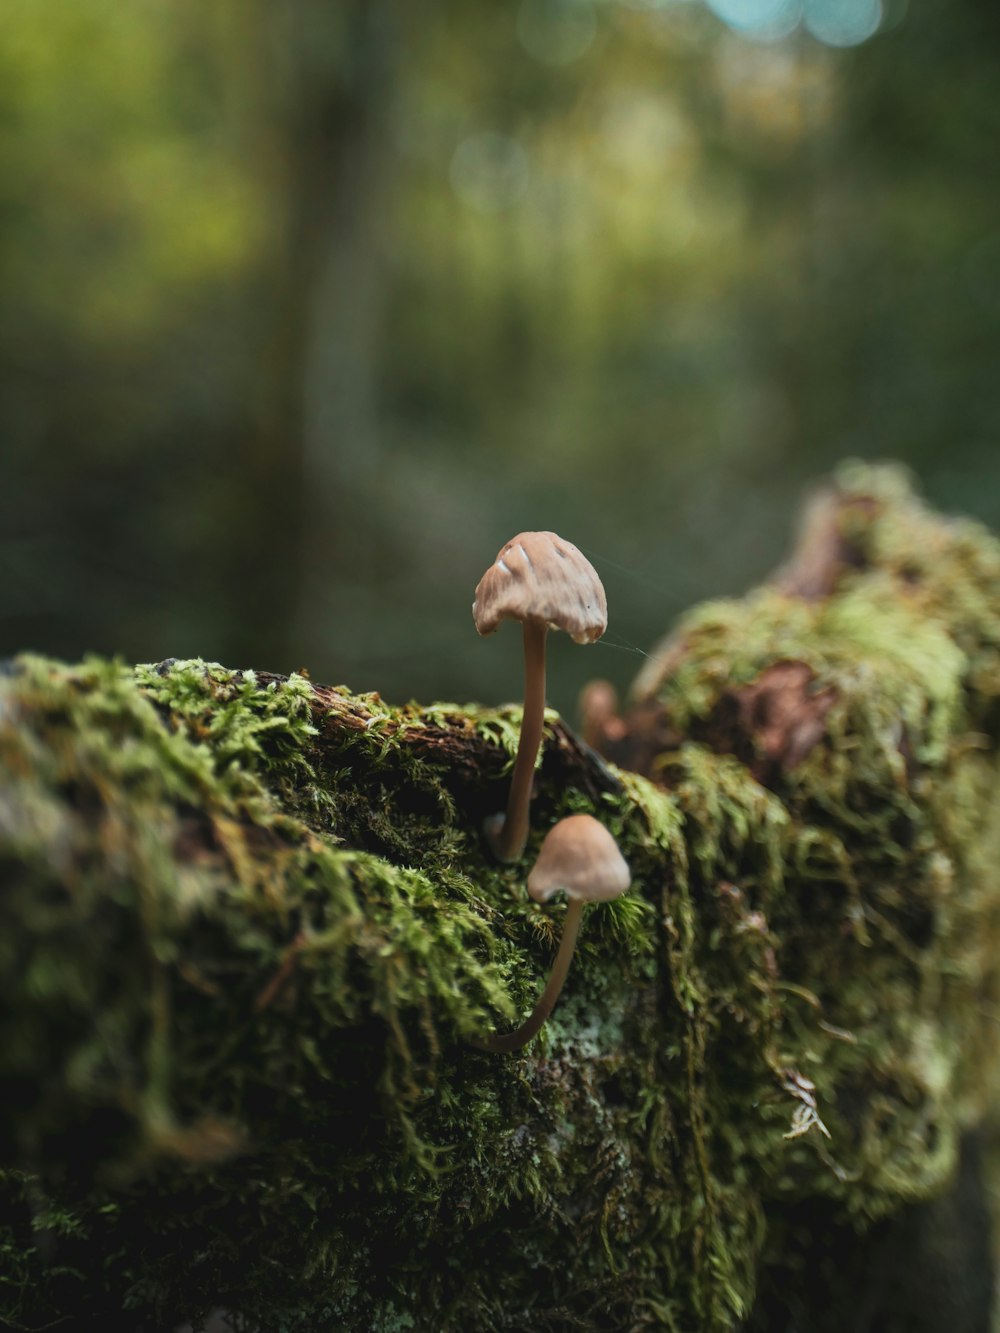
[
  {"xmin": 625, "ymin": 464, "xmax": 1000, "ymax": 1315},
  {"xmin": 1, "ymin": 465, "xmax": 1000, "ymax": 1330}
]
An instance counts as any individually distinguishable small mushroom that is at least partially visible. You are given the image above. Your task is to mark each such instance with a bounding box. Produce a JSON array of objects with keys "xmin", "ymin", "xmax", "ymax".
[
  {"xmin": 479, "ymin": 814, "xmax": 630, "ymax": 1054},
  {"xmin": 474, "ymin": 532, "xmax": 607, "ymax": 862}
]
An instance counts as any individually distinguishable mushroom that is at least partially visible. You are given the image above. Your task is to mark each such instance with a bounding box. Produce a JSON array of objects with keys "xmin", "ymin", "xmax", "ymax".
[
  {"xmin": 474, "ymin": 532, "xmax": 607, "ymax": 862},
  {"xmin": 479, "ymin": 814, "xmax": 630, "ymax": 1054}
]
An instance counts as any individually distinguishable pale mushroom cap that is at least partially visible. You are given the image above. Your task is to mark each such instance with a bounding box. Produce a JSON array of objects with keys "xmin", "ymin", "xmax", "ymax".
[
  {"xmin": 472, "ymin": 531, "xmax": 608, "ymax": 645},
  {"xmin": 527, "ymin": 814, "xmax": 631, "ymax": 904}
]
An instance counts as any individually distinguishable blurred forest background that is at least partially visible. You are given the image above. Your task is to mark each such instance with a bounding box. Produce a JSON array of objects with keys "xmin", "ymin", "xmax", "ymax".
[{"xmin": 2, "ymin": 0, "xmax": 999, "ymax": 717}]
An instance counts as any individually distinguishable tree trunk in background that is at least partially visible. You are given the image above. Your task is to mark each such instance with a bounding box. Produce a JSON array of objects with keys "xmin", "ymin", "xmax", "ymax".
[{"xmin": 247, "ymin": 0, "xmax": 397, "ymax": 672}]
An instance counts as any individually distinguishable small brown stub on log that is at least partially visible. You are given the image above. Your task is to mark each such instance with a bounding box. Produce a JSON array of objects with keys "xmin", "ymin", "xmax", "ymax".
[{"xmin": 730, "ymin": 661, "xmax": 836, "ymax": 783}]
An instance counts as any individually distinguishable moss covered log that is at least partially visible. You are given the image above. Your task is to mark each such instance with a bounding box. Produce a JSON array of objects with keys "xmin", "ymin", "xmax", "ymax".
[{"xmin": 2, "ymin": 464, "xmax": 1000, "ymax": 1330}]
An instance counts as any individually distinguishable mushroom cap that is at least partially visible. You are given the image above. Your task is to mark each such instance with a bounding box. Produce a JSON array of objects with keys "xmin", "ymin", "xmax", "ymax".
[
  {"xmin": 527, "ymin": 814, "xmax": 630, "ymax": 904},
  {"xmin": 472, "ymin": 531, "xmax": 607, "ymax": 645}
]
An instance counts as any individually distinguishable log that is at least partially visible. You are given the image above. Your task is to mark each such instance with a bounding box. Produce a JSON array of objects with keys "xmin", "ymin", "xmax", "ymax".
[{"xmin": 1, "ymin": 462, "xmax": 999, "ymax": 1331}]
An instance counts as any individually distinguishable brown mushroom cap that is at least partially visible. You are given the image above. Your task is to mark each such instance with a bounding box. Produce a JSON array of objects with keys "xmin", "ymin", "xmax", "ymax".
[
  {"xmin": 527, "ymin": 814, "xmax": 630, "ymax": 904},
  {"xmin": 472, "ymin": 531, "xmax": 608, "ymax": 645}
]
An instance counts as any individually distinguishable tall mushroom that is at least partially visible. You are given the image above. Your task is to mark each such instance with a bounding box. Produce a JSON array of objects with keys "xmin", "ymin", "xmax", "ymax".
[
  {"xmin": 479, "ymin": 814, "xmax": 630, "ymax": 1054},
  {"xmin": 473, "ymin": 532, "xmax": 607, "ymax": 862}
]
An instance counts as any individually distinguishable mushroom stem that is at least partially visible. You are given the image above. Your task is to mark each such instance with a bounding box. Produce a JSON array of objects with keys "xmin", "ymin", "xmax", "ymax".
[
  {"xmin": 490, "ymin": 620, "xmax": 547, "ymax": 863},
  {"xmin": 478, "ymin": 899, "xmax": 583, "ymax": 1054}
]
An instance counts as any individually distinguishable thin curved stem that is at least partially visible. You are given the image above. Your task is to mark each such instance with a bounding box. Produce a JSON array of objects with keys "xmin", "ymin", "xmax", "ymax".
[
  {"xmin": 490, "ymin": 620, "xmax": 547, "ymax": 863},
  {"xmin": 477, "ymin": 899, "xmax": 583, "ymax": 1054}
]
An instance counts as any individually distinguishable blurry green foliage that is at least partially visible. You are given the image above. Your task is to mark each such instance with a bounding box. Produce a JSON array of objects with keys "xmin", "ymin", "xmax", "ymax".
[
  {"xmin": 0, "ymin": 0, "xmax": 998, "ymax": 714},
  {"xmin": 0, "ymin": 0, "xmax": 265, "ymax": 341}
]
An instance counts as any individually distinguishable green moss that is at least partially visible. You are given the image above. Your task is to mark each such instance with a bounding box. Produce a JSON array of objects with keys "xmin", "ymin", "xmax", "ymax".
[
  {"xmin": 2, "ymin": 467, "xmax": 1000, "ymax": 1328},
  {"xmin": 637, "ymin": 464, "xmax": 1000, "ymax": 1226}
]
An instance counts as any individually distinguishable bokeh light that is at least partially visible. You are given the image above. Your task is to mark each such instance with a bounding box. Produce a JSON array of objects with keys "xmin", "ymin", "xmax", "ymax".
[
  {"xmin": 450, "ymin": 132, "xmax": 530, "ymax": 212},
  {"xmin": 704, "ymin": 0, "xmax": 800, "ymax": 41},
  {"xmin": 517, "ymin": 0, "xmax": 598, "ymax": 65},
  {"xmin": 700, "ymin": 0, "xmax": 884, "ymax": 44},
  {"xmin": 804, "ymin": 0, "xmax": 882, "ymax": 45}
]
